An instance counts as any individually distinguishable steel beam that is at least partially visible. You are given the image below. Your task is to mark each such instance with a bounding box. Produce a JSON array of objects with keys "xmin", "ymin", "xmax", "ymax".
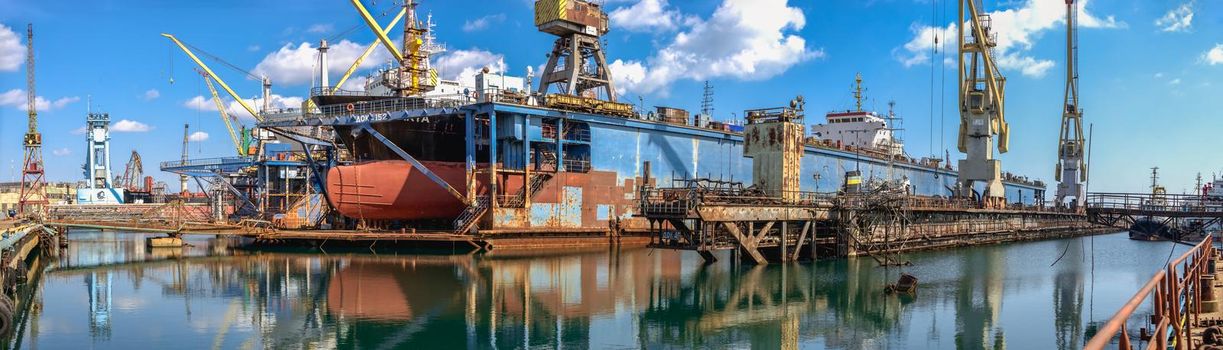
[
  {"xmin": 355, "ymin": 124, "xmax": 466, "ymax": 203},
  {"xmin": 723, "ymin": 222, "xmax": 766, "ymax": 265}
]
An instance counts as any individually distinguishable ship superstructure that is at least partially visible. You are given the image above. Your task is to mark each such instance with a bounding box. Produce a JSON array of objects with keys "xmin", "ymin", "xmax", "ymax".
[{"xmin": 809, "ymin": 74, "xmax": 904, "ymax": 157}]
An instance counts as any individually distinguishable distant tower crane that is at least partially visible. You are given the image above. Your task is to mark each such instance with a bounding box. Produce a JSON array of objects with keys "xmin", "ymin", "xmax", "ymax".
[
  {"xmin": 180, "ymin": 124, "xmax": 189, "ymax": 195},
  {"xmin": 956, "ymin": 0, "xmax": 1011, "ymax": 209},
  {"xmin": 534, "ymin": 0, "xmax": 617, "ymax": 101},
  {"xmin": 1055, "ymin": 0, "xmax": 1087, "ymax": 209},
  {"xmin": 18, "ymin": 23, "xmax": 48, "ymax": 216}
]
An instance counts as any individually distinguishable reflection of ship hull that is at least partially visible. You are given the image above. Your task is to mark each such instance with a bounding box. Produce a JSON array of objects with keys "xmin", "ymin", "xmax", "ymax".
[{"xmin": 1129, "ymin": 218, "xmax": 1171, "ymax": 241}]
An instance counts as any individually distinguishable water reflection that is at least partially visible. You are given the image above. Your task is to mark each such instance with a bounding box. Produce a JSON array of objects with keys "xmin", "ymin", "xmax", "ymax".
[{"xmin": 11, "ymin": 230, "xmax": 1187, "ymax": 349}]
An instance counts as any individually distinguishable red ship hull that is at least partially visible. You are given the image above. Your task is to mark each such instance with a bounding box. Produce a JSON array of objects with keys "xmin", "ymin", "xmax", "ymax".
[{"xmin": 325, "ymin": 160, "xmax": 472, "ymax": 220}]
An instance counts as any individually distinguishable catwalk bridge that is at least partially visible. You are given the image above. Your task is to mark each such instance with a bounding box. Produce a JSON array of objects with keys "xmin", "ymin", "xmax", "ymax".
[{"xmin": 1085, "ymin": 192, "xmax": 1223, "ymax": 239}]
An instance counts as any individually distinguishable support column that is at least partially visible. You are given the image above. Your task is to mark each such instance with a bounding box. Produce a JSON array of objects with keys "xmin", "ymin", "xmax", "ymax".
[
  {"xmin": 555, "ymin": 118, "xmax": 564, "ymax": 172},
  {"xmin": 523, "ymin": 114, "xmax": 531, "ymax": 208},
  {"xmin": 490, "ymin": 110, "xmax": 498, "ymax": 210},
  {"xmin": 781, "ymin": 221, "xmax": 788, "ymax": 262},
  {"xmin": 465, "ymin": 109, "xmax": 476, "ymax": 204}
]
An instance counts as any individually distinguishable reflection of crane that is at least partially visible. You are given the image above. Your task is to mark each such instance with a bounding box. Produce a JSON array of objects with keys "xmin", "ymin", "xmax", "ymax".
[
  {"xmin": 118, "ymin": 150, "xmax": 143, "ymax": 190},
  {"xmin": 956, "ymin": 0, "xmax": 1010, "ymax": 208},
  {"xmin": 196, "ymin": 68, "xmax": 247, "ymax": 156},
  {"xmin": 1055, "ymin": 0, "xmax": 1087, "ymax": 209},
  {"xmin": 18, "ymin": 23, "xmax": 48, "ymax": 215}
]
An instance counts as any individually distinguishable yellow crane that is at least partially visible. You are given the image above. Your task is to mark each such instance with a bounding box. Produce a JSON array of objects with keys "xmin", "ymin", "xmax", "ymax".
[
  {"xmin": 956, "ymin": 0, "xmax": 1010, "ymax": 208},
  {"xmin": 349, "ymin": 0, "xmax": 436, "ymax": 97},
  {"xmin": 197, "ymin": 69, "xmax": 246, "ymax": 156},
  {"xmin": 162, "ymin": 33, "xmax": 264, "ymax": 123}
]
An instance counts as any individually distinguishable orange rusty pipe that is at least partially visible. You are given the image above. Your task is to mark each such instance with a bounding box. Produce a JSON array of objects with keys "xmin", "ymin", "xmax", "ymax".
[{"xmin": 1085, "ymin": 236, "xmax": 1213, "ymax": 350}]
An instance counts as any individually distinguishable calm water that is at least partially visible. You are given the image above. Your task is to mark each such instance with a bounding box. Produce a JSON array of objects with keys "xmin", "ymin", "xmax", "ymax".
[{"xmin": 7, "ymin": 230, "xmax": 1189, "ymax": 349}]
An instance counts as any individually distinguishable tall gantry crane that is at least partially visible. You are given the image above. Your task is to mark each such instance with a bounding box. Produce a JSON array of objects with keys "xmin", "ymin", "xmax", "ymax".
[
  {"xmin": 956, "ymin": 0, "xmax": 1010, "ymax": 209},
  {"xmin": 18, "ymin": 23, "xmax": 48, "ymax": 216},
  {"xmin": 1055, "ymin": 0, "xmax": 1087, "ymax": 209}
]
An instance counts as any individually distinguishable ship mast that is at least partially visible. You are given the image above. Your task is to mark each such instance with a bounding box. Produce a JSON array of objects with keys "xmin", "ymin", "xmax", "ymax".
[{"xmin": 1054, "ymin": 0, "xmax": 1087, "ymax": 209}]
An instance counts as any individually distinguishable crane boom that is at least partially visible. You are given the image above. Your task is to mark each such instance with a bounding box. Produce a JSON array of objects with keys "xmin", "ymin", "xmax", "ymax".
[
  {"xmin": 350, "ymin": 0, "xmax": 404, "ymax": 62},
  {"xmin": 161, "ymin": 33, "xmax": 264, "ymax": 122},
  {"xmin": 202, "ymin": 72, "xmax": 246, "ymax": 156},
  {"xmin": 334, "ymin": 7, "xmax": 405, "ymax": 93}
]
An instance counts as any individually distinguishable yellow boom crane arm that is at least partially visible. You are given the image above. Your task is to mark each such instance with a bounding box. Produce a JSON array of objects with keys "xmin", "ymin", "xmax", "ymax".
[
  {"xmin": 350, "ymin": 0, "xmax": 404, "ymax": 62},
  {"xmin": 334, "ymin": 8, "xmax": 405, "ymax": 93},
  {"xmin": 202, "ymin": 74, "xmax": 246, "ymax": 156},
  {"xmin": 162, "ymin": 33, "xmax": 264, "ymax": 123}
]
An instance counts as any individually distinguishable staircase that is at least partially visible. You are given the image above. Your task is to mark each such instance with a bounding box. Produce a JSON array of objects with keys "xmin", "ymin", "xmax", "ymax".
[
  {"xmin": 503, "ymin": 173, "xmax": 553, "ymax": 208},
  {"xmin": 453, "ymin": 173, "xmax": 554, "ymax": 234},
  {"xmin": 453, "ymin": 196, "xmax": 490, "ymax": 234}
]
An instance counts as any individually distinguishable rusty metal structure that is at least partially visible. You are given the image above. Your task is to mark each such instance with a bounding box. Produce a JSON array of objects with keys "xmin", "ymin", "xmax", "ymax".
[
  {"xmin": 1084, "ymin": 236, "xmax": 1217, "ymax": 350},
  {"xmin": 1086, "ymin": 192, "xmax": 1223, "ymax": 241},
  {"xmin": 640, "ymin": 100, "xmax": 1092, "ymax": 264},
  {"xmin": 18, "ymin": 24, "xmax": 48, "ymax": 217}
]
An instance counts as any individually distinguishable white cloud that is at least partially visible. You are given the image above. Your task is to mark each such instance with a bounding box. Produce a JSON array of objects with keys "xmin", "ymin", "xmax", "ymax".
[
  {"xmin": 52, "ymin": 148, "xmax": 71, "ymax": 156},
  {"xmin": 1205, "ymin": 44, "xmax": 1223, "ymax": 65},
  {"xmin": 188, "ymin": 131, "xmax": 209, "ymax": 142},
  {"xmin": 112, "ymin": 119, "xmax": 152, "ymax": 133},
  {"xmin": 306, "ymin": 24, "xmax": 334, "ymax": 34},
  {"xmin": 609, "ymin": 0, "xmax": 682, "ymax": 32},
  {"xmin": 1168, "ymin": 78, "xmax": 1182, "ymax": 86},
  {"xmin": 183, "ymin": 94, "xmax": 304, "ymax": 121},
  {"xmin": 71, "ymin": 126, "xmax": 86, "ymax": 135},
  {"xmin": 0, "ymin": 89, "xmax": 79, "ymax": 111},
  {"xmin": 0, "ymin": 24, "xmax": 22, "ymax": 72},
  {"xmin": 608, "ymin": 0, "xmax": 819, "ymax": 97},
  {"xmin": 895, "ymin": 0, "xmax": 1121, "ymax": 78},
  {"xmin": 247, "ymin": 45, "xmax": 261, "ymax": 52},
  {"xmin": 463, "ymin": 14, "xmax": 506, "ymax": 32},
  {"xmin": 433, "ymin": 49, "xmax": 507, "ymax": 87},
  {"xmin": 253, "ymin": 39, "xmax": 393, "ymax": 86},
  {"xmin": 1155, "ymin": 2, "xmax": 1194, "ymax": 32},
  {"xmin": 143, "ymin": 89, "xmax": 160, "ymax": 100}
]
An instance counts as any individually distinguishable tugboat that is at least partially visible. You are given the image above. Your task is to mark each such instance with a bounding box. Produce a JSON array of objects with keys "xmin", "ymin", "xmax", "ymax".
[{"xmin": 1129, "ymin": 167, "xmax": 1173, "ymax": 241}]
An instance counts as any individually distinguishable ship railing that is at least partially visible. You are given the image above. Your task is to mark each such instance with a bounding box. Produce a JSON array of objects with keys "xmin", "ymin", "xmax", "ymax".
[
  {"xmin": 317, "ymin": 95, "xmax": 470, "ymax": 118},
  {"xmin": 1084, "ymin": 235, "xmax": 1216, "ymax": 350}
]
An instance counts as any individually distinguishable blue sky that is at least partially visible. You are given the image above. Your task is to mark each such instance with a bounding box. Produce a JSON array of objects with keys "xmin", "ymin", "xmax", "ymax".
[{"xmin": 0, "ymin": 0, "xmax": 1220, "ymax": 195}]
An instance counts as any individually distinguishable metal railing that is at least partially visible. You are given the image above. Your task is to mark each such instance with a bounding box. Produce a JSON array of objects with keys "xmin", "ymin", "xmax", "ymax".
[
  {"xmin": 160, "ymin": 156, "xmax": 254, "ymax": 171},
  {"xmin": 1087, "ymin": 192, "xmax": 1223, "ymax": 214},
  {"xmin": 1084, "ymin": 236, "xmax": 1217, "ymax": 350}
]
